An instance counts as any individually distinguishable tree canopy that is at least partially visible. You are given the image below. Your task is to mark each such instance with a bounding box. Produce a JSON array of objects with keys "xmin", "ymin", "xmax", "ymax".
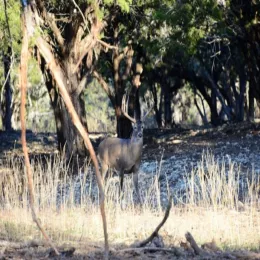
[{"xmin": 0, "ymin": 0, "xmax": 260, "ymax": 147}]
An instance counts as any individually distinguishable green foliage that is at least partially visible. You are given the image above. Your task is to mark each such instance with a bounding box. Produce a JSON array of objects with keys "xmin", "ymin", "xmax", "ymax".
[
  {"xmin": 28, "ymin": 58, "xmax": 42, "ymax": 87},
  {"xmin": 0, "ymin": 0, "xmax": 21, "ymax": 55},
  {"xmin": 84, "ymin": 79, "xmax": 115, "ymax": 132},
  {"xmin": 116, "ymin": 0, "xmax": 132, "ymax": 13},
  {"xmin": 103, "ymin": 0, "xmax": 114, "ymax": 4},
  {"xmin": 152, "ymin": 0, "xmax": 223, "ymax": 62}
]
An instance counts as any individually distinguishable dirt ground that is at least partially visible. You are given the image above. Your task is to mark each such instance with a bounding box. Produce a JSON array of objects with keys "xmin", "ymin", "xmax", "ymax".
[{"xmin": 1, "ymin": 122, "xmax": 260, "ymax": 259}]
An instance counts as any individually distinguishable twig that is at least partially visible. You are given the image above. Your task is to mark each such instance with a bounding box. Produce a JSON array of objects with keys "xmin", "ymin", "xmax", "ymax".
[
  {"xmin": 185, "ymin": 232, "xmax": 203, "ymax": 255},
  {"xmin": 93, "ymin": 70, "xmax": 115, "ymax": 106},
  {"xmin": 19, "ymin": 8, "xmax": 59, "ymax": 256},
  {"xmin": 71, "ymin": 0, "xmax": 88, "ymax": 32},
  {"xmin": 97, "ymin": 39, "xmax": 118, "ymax": 50},
  {"xmin": 134, "ymin": 195, "xmax": 173, "ymax": 248}
]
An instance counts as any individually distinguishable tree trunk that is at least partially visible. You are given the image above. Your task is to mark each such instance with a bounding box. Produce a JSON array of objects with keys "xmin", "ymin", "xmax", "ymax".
[
  {"xmin": 2, "ymin": 47, "xmax": 13, "ymax": 131},
  {"xmin": 116, "ymin": 105, "xmax": 132, "ymax": 138},
  {"xmin": 41, "ymin": 60, "xmax": 88, "ymax": 157},
  {"xmin": 210, "ymin": 89, "xmax": 221, "ymax": 126},
  {"xmin": 248, "ymin": 79, "xmax": 255, "ymax": 121},
  {"xmin": 150, "ymin": 84, "xmax": 162, "ymax": 128},
  {"xmin": 236, "ymin": 70, "xmax": 247, "ymax": 122},
  {"xmin": 162, "ymin": 83, "xmax": 172, "ymax": 128}
]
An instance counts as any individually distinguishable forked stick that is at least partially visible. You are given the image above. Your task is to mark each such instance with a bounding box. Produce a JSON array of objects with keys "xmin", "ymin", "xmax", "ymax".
[{"xmin": 134, "ymin": 195, "xmax": 173, "ymax": 248}]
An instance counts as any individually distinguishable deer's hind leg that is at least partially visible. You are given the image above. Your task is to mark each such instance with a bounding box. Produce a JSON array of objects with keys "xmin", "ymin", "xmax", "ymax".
[
  {"xmin": 101, "ymin": 163, "xmax": 108, "ymax": 184},
  {"xmin": 119, "ymin": 171, "xmax": 124, "ymax": 198}
]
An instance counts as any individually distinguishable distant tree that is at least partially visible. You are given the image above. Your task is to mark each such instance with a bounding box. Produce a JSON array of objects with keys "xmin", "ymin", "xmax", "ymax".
[
  {"xmin": 0, "ymin": 0, "xmax": 21, "ymax": 130},
  {"xmin": 93, "ymin": 2, "xmax": 153, "ymax": 137}
]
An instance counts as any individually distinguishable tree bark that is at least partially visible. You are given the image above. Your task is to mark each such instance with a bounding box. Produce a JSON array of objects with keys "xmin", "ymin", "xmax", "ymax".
[
  {"xmin": 2, "ymin": 47, "xmax": 13, "ymax": 131},
  {"xmin": 236, "ymin": 69, "xmax": 247, "ymax": 122},
  {"xmin": 2, "ymin": 0, "xmax": 13, "ymax": 131},
  {"xmin": 163, "ymin": 84, "xmax": 172, "ymax": 128},
  {"xmin": 40, "ymin": 59, "xmax": 88, "ymax": 156},
  {"xmin": 248, "ymin": 79, "xmax": 255, "ymax": 121},
  {"xmin": 150, "ymin": 84, "xmax": 162, "ymax": 128}
]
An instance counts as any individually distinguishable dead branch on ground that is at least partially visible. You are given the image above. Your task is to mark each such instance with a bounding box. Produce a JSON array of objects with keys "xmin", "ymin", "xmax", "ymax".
[
  {"xmin": 117, "ymin": 246, "xmax": 183, "ymax": 256},
  {"xmin": 133, "ymin": 195, "xmax": 173, "ymax": 248}
]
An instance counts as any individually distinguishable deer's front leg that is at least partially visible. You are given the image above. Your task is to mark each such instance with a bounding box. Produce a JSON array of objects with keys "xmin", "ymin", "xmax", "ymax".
[
  {"xmin": 133, "ymin": 172, "xmax": 141, "ymax": 204},
  {"xmin": 119, "ymin": 171, "xmax": 124, "ymax": 195}
]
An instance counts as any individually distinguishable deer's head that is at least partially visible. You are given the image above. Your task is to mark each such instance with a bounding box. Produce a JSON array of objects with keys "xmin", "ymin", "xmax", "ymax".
[{"xmin": 121, "ymin": 94, "xmax": 151, "ymax": 141}]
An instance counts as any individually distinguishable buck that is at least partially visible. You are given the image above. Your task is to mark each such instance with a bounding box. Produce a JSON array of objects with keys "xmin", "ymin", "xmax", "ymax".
[{"xmin": 98, "ymin": 95, "xmax": 150, "ymax": 203}]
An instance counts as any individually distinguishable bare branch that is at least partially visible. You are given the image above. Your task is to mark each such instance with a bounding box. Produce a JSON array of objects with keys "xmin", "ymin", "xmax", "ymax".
[
  {"xmin": 73, "ymin": 18, "xmax": 104, "ymax": 73},
  {"xmin": 46, "ymin": 12, "xmax": 65, "ymax": 50},
  {"xmin": 122, "ymin": 44, "xmax": 134, "ymax": 81},
  {"xmin": 20, "ymin": 9, "xmax": 59, "ymax": 256},
  {"xmin": 34, "ymin": 0, "xmax": 65, "ymax": 53},
  {"xmin": 73, "ymin": 37, "xmax": 96, "ymax": 73},
  {"xmin": 185, "ymin": 232, "xmax": 203, "ymax": 256},
  {"xmin": 71, "ymin": 0, "xmax": 88, "ymax": 26},
  {"xmin": 133, "ymin": 195, "xmax": 172, "ymax": 247},
  {"xmin": 93, "ymin": 70, "xmax": 115, "ymax": 106},
  {"xmin": 97, "ymin": 39, "xmax": 118, "ymax": 50}
]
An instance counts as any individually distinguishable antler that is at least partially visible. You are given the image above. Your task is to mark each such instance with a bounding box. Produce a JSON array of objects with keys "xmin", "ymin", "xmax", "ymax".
[{"xmin": 121, "ymin": 94, "xmax": 136, "ymax": 123}]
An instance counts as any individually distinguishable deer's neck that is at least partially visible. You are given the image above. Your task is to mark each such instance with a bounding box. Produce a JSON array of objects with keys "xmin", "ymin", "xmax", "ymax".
[{"xmin": 129, "ymin": 137, "xmax": 143, "ymax": 157}]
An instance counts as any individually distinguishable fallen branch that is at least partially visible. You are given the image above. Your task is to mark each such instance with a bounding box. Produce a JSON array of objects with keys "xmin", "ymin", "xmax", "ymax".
[
  {"xmin": 133, "ymin": 195, "xmax": 173, "ymax": 248},
  {"xmin": 0, "ymin": 240, "xmax": 44, "ymax": 249},
  {"xmin": 19, "ymin": 7, "xmax": 59, "ymax": 256},
  {"xmin": 185, "ymin": 232, "xmax": 203, "ymax": 256},
  {"xmin": 117, "ymin": 246, "xmax": 183, "ymax": 256}
]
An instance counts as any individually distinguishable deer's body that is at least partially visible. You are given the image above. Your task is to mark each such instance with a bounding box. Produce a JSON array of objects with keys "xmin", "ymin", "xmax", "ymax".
[
  {"xmin": 98, "ymin": 94, "xmax": 151, "ymax": 203},
  {"xmin": 98, "ymin": 136, "xmax": 143, "ymax": 173},
  {"xmin": 98, "ymin": 120, "xmax": 144, "ymax": 203}
]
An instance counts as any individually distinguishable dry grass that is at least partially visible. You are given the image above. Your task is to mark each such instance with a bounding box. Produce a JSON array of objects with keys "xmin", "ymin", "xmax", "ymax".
[{"xmin": 0, "ymin": 152, "xmax": 259, "ymax": 251}]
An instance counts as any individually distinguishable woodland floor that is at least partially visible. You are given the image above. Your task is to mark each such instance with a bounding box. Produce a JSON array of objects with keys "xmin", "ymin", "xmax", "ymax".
[{"xmin": 0, "ymin": 122, "xmax": 260, "ymax": 259}]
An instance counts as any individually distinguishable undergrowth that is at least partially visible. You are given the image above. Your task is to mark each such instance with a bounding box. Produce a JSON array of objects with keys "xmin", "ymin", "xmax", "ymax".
[{"xmin": 0, "ymin": 151, "xmax": 259, "ymax": 251}]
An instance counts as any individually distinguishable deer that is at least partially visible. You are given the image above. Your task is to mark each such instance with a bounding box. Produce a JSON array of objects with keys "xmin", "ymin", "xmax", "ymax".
[{"xmin": 98, "ymin": 94, "xmax": 151, "ymax": 203}]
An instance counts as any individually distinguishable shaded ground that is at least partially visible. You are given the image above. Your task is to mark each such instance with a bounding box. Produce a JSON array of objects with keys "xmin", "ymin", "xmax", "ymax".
[
  {"xmin": 1, "ymin": 237, "xmax": 260, "ymax": 259},
  {"xmin": 0, "ymin": 122, "xmax": 260, "ymax": 259}
]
